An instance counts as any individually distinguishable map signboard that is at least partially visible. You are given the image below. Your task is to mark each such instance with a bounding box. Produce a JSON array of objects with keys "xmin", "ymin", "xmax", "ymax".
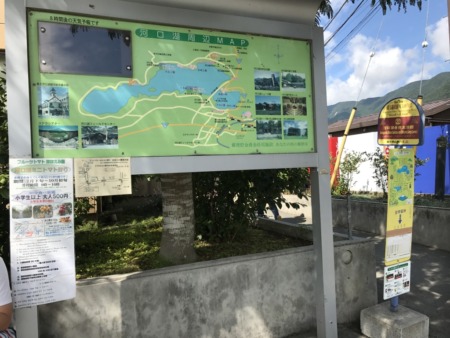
[
  {"xmin": 384, "ymin": 147, "xmax": 415, "ymax": 266},
  {"xmin": 27, "ymin": 10, "xmax": 315, "ymax": 158}
]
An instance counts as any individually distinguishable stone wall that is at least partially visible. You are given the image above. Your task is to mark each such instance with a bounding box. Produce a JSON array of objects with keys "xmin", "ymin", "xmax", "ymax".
[
  {"xmin": 38, "ymin": 240, "xmax": 377, "ymax": 338},
  {"xmin": 332, "ymin": 198, "xmax": 450, "ymax": 251}
]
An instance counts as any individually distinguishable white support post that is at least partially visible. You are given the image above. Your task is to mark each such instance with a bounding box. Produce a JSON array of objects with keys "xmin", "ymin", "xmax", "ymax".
[
  {"xmin": 311, "ymin": 168, "xmax": 338, "ymax": 337},
  {"xmin": 310, "ymin": 26, "xmax": 338, "ymax": 338},
  {"xmin": 5, "ymin": 0, "xmax": 32, "ymax": 157},
  {"xmin": 6, "ymin": 0, "xmax": 39, "ymax": 336},
  {"xmin": 14, "ymin": 307, "xmax": 39, "ymax": 338}
]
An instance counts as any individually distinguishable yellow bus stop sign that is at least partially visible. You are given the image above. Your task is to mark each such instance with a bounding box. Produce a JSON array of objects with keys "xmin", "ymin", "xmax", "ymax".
[{"xmin": 378, "ymin": 98, "xmax": 424, "ymax": 146}]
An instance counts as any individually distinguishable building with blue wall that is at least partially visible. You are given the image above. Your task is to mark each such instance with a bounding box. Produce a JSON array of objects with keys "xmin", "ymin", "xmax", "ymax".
[
  {"xmin": 328, "ymin": 99, "xmax": 450, "ymax": 196},
  {"xmin": 415, "ymin": 124, "xmax": 450, "ymax": 195}
]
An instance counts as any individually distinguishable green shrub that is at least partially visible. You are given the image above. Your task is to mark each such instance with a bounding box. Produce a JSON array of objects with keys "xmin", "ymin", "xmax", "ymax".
[
  {"xmin": 193, "ymin": 168, "xmax": 309, "ymax": 241},
  {"xmin": 332, "ymin": 151, "xmax": 368, "ymax": 196},
  {"xmin": 0, "ymin": 75, "xmax": 9, "ymax": 260}
]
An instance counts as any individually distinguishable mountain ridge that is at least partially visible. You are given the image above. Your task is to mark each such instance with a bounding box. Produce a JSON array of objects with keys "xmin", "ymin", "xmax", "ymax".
[{"xmin": 327, "ymin": 72, "xmax": 450, "ymax": 124}]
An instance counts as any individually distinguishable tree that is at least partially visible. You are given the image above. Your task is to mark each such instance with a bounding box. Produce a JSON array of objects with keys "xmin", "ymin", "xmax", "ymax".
[
  {"xmin": 194, "ymin": 169, "xmax": 310, "ymax": 241},
  {"xmin": 316, "ymin": 0, "xmax": 422, "ymax": 25},
  {"xmin": 371, "ymin": 0, "xmax": 422, "ymax": 14},
  {"xmin": 331, "ymin": 151, "xmax": 368, "ymax": 195},
  {"xmin": 369, "ymin": 147, "xmax": 389, "ymax": 199},
  {"xmin": 316, "ymin": 0, "xmax": 333, "ymax": 25},
  {"xmin": 193, "ymin": 170, "xmax": 255, "ymax": 241},
  {"xmin": 159, "ymin": 173, "xmax": 197, "ymax": 264}
]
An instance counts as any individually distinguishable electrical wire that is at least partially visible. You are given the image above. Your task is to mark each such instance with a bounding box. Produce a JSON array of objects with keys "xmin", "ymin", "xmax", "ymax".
[
  {"xmin": 329, "ymin": 11, "xmax": 385, "ymax": 187},
  {"xmin": 325, "ymin": 0, "xmax": 381, "ymax": 62},
  {"xmin": 324, "ymin": 0, "xmax": 349, "ymax": 31},
  {"xmin": 419, "ymin": 0, "xmax": 431, "ymax": 96},
  {"xmin": 325, "ymin": 3, "xmax": 381, "ymax": 63},
  {"xmin": 324, "ymin": 0, "xmax": 368, "ymax": 46},
  {"xmin": 354, "ymin": 14, "xmax": 385, "ymax": 107}
]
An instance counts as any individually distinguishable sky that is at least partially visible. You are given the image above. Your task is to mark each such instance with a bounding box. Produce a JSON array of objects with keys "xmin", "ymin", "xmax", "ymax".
[{"xmin": 321, "ymin": 0, "xmax": 450, "ymax": 106}]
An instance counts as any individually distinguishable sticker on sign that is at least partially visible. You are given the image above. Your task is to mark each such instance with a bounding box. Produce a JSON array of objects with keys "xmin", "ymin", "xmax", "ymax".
[{"xmin": 383, "ymin": 261, "xmax": 411, "ymax": 300}]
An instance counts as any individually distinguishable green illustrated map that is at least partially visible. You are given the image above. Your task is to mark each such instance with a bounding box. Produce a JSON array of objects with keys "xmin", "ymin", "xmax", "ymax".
[{"xmin": 28, "ymin": 11, "xmax": 314, "ymax": 158}]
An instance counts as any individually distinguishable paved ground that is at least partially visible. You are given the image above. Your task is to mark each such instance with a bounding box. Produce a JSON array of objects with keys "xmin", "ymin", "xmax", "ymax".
[{"xmin": 270, "ymin": 195, "xmax": 450, "ymax": 338}]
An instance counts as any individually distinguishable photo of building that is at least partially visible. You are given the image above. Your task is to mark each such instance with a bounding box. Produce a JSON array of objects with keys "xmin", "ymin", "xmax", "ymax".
[{"xmin": 38, "ymin": 86, "xmax": 69, "ymax": 117}]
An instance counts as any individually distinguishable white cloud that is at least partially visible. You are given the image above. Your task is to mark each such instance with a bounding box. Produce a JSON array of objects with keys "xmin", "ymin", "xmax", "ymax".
[
  {"xmin": 323, "ymin": 30, "xmax": 334, "ymax": 48},
  {"xmin": 326, "ymin": 34, "xmax": 422, "ymax": 105},
  {"xmin": 325, "ymin": 19, "xmax": 450, "ymax": 105},
  {"xmin": 428, "ymin": 17, "xmax": 450, "ymax": 60},
  {"xmin": 324, "ymin": 2, "xmax": 449, "ymax": 107}
]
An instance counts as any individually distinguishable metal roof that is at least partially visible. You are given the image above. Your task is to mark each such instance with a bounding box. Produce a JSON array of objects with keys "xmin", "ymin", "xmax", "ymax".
[{"xmin": 328, "ymin": 98, "xmax": 450, "ymax": 136}]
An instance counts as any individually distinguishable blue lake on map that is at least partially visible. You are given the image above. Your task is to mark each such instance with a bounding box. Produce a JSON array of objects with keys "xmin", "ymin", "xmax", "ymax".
[{"xmin": 81, "ymin": 62, "xmax": 242, "ymax": 114}]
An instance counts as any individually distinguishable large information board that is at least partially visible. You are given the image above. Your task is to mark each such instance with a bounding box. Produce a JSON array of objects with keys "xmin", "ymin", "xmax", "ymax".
[{"xmin": 27, "ymin": 10, "xmax": 315, "ymax": 158}]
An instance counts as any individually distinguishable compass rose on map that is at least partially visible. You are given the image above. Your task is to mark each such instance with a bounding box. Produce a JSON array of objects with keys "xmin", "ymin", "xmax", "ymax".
[{"xmin": 274, "ymin": 45, "xmax": 284, "ymax": 64}]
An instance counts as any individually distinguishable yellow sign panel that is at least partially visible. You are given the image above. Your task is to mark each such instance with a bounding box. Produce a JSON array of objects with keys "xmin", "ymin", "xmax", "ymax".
[
  {"xmin": 385, "ymin": 147, "xmax": 415, "ymax": 266},
  {"xmin": 387, "ymin": 205, "xmax": 413, "ymax": 232},
  {"xmin": 378, "ymin": 98, "xmax": 424, "ymax": 146}
]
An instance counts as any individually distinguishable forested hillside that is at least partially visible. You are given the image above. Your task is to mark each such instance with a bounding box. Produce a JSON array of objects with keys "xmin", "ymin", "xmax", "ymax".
[{"xmin": 328, "ymin": 72, "xmax": 450, "ymax": 124}]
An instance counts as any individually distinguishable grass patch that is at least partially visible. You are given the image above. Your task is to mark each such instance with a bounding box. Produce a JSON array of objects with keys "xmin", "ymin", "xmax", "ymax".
[
  {"xmin": 75, "ymin": 214, "xmax": 310, "ymax": 280},
  {"xmin": 413, "ymin": 195, "xmax": 450, "ymax": 208},
  {"xmin": 77, "ymin": 193, "xmax": 449, "ymax": 279},
  {"xmin": 75, "ymin": 216, "xmax": 169, "ymax": 279}
]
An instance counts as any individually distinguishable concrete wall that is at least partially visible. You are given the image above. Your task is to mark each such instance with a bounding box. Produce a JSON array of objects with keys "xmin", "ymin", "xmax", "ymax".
[
  {"xmin": 332, "ymin": 198, "xmax": 450, "ymax": 251},
  {"xmin": 37, "ymin": 240, "xmax": 377, "ymax": 338}
]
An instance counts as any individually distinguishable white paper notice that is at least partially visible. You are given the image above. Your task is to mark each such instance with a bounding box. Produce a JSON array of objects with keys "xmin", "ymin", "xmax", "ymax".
[
  {"xmin": 385, "ymin": 233, "xmax": 412, "ymax": 264},
  {"xmin": 74, "ymin": 157, "xmax": 132, "ymax": 197},
  {"xmin": 9, "ymin": 158, "xmax": 76, "ymax": 308}
]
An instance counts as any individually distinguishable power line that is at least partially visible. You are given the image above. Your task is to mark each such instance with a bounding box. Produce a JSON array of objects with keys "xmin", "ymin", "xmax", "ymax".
[
  {"xmin": 326, "ymin": 4, "xmax": 381, "ymax": 62},
  {"xmin": 325, "ymin": 3, "xmax": 381, "ymax": 63},
  {"xmin": 325, "ymin": 1, "xmax": 379, "ymax": 50},
  {"xmin": 419, "ymin": 0, "xmax": 431, "ymax": 95},
  {"xmin": 324, "ymin": 0, "xmax": 349, "ymax": 31},
  {"xmin": 324, "ymin": 0, "xmax": 369, "ymax": 46},
  {"xmin": 354, "ymin": 13, "xmax": 385, "ymax": 106}
]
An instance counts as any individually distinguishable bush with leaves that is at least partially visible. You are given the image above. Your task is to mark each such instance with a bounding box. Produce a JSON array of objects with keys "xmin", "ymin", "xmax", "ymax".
[
  {"xmin": 74, "ymin": 197, "xmax": 96, "ymax": 225},
  {"xmin": 193, "ymin": 168, "xmax": 309, "ymax": 241},
  {"xmin": 0, "ymin": 76, "xmax": 9, "ymax": 259},
  {"xmin": 369, "ymin": 147, "xmax": 389, "ymax": 199},
  {"xmin": 331, "ymin": 151, "xmax": 368, "ymax": 196}
]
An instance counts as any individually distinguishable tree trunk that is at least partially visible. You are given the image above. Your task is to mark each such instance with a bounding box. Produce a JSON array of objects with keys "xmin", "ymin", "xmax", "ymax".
[{"xmin": 159, "ymin": 172, "xmax": 197, "ymax": 264}]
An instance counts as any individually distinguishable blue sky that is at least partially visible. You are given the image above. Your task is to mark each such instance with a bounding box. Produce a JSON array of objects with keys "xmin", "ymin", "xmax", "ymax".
[{"xmin": 321, "ymin": 0, "xmax": 450, "ymax": 105}]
